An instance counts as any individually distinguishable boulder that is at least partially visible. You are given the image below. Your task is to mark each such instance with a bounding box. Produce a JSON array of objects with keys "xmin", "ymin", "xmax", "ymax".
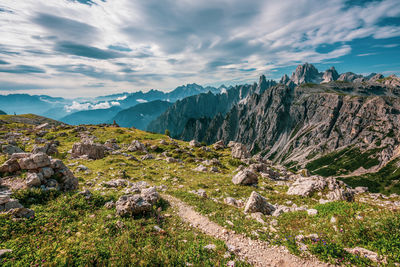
[
  {"xmin": 0, "ymin": 158, "xmax": 21, "ymax": 173},
  {"xmin": 31, "ymin": 141, "xmax": 59, "ymax": 156},
  {"xmin": 26, "ymin": 172, "xmax": 42, "ymax": 188},
  {"xmin": 189, "ymin": 140, "xmax": 201, "ymax": 147},
  {"xmin": 141, "ymin": 187, "xmax": 160, "ymax": 204},
  {"xmin": 128, "ymin": 140, "xmax": 147, "ymax": 152},
  {"xmin": 287, "ymin": 176, "xmax": 327, "ymax": 196},
  {"xmin": 231, "ymin": 143, "xmax": 250, "ymax": 159},
  {"xmin": 244, "ymin": 191, "xmax": 275, "ymax": 215},
  {"xmin": 103, "ymin": 179, "xmax": 128, "ymax": 188},
  {"xmin": 1, "ymin": 145, "xmax": 23, "ymax": 155},
  {"xmin": 104, "ymin": 139, "xmax": 120, "ymax": 150},
  {"xmin": 18, "ymin": 153, "xmax": 51, "ymax": 170},
  {"xmin": 213, "ymin": 140, "xmax": 225, "ymax": 150},
  {"xmin": 71, "ymin": 141, "xmax": 105, "ymax": 160},
  {"xmin": 116, "ymin": 195, "xmax": 152, "ymax": 216},
  {"xmin": 194, "ymin": 165, "xmax": 208, "ymax": 172},
  {"xmin": 232, "ymin": 169, "xmax": 258, "ymax": 185}
]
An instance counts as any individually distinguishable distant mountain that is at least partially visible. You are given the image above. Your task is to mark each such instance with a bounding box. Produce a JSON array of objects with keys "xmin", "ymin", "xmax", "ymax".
[
  {"xmin": 0, "ymin": 110, "xmax": 6, "ymax": 115},
  {"xmin": 0, "ymin": 94, "xmax": 69, "ymax": 116},
  {"xmin": 147, "ymin": 76, "xmax": 277, "ymax": 138},
  {"xmin": 110, "ymin": 100, "xmax": 173, "ymax": 129},
  {"xmin": 60, "ymin": 106, "xmax": 122, "ymax": 125}
]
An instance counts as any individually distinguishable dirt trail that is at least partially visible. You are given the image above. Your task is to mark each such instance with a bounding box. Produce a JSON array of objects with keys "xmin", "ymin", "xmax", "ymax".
[{"xmin": 163, "ymin": 194, "xmax": 329, "ymax": 267}]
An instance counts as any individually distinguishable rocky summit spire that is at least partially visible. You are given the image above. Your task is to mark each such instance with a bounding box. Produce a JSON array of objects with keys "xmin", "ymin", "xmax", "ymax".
[
  {"xmin": 322, "ymin": 66, "xmax": 339, "ymax": 83},
  {"xmin": 290, "ymin": 63, "xmax": 322, "ymax": 85}
]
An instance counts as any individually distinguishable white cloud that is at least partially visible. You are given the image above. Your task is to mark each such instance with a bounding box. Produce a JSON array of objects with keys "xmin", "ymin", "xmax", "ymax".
[{"xmin": 64, "ymin": 100, "xmax": 120, "ymax": 112}]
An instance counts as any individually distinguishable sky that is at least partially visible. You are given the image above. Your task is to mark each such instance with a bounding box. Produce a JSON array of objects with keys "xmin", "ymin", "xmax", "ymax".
[{"xmin": 0, "ymin": 0, "xmax": 399, "ymax": 98}]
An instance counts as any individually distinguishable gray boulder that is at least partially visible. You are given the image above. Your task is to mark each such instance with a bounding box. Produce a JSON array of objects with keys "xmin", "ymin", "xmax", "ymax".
[
  {"xmin": 71, "ymin": 141, "xmax": 105, "ymax": 160},
  {"xmin": 116, "ymin": 195, "xmax": 152, "ymax": 216},
  {"xmin": 232, "ymin": 169, "xmax": 258, "ymax": 185},
  {"xmin": 231, "ymin": 142, "xmax": 250, "ymax": 159},
  {"xmin": 244, "ymin": 191, "xmax": 275, "ymax": 215}
]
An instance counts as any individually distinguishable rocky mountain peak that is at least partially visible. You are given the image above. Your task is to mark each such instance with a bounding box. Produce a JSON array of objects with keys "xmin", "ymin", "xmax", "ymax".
[
  {"xmin": 337, "ymin": 72, "xmax": 364, "ymax": 82},
  {"xmin": 290, "ymin": 63, "xmax": 322, "ymax": 85},
  {"xmin": 322, "ymin": 66, "xmax": 339, "ymax": 83}
]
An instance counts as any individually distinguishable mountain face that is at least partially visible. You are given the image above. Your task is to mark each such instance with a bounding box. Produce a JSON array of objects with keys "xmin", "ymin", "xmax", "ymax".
[
  {"xmin": 60, "ymin": 106, "xmax": 122, "ymax": 125},
  {"xmin": 0, "ymin": 94, "xmax": 70, "ymax": 117},
  {"xmin": 149, "ymin": 63, "xmax": 400, "ymax": 180},
  {"xmin": 147, "ymin": 79, "xmax": 276, "ymax": 138},
  {"xmin": 110, "ymin": 100, "xmax": 173, "ymax": 129}
]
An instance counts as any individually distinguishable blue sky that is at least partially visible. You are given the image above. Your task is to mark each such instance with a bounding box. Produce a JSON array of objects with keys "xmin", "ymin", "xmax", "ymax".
[{"xmin": 0, "ymin": 0, "xmax": 399, "ymax": 97}]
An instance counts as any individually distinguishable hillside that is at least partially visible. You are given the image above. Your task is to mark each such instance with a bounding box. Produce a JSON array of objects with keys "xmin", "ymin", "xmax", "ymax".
[
  {"xmin": 0, "ymin": 117, "xmax": 399, "ymax": 266},
  {"xmin": 110, "ymin": 100, "xmax": 173, "ymax": 129},
  {"xmin": 60, "ymin": 106, "xmax": 122, "ymax": 125}
]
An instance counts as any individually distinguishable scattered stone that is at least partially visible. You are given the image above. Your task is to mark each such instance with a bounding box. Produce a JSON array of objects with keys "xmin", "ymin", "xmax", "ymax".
[
  {"xmin": 141, "ymin": 187, "xmax": 160, "ymax": 204},
  {"xmin": 189, "ymin": 140, "xmax": 201, "ymax": 147},
  {"xmin": 26, "ymin": 172, "xmax": 42, "ymax": 188},
  {"xmin": 354, "ymin": 186, "xmax": 368, "ymax": 194},
  {"xmin": 344, "ymin": 247, "xmax": 386, "ymax": 264},
  {"xmin": 231, "ymin": 142, "xmax": 250, "ymax": 159},
  {"xmin": 307, "ymin": 209, "xmax": 318, "ymax": 216},
  {"xmin": 203, "ymin": 244, "xmax": 216, "ymax": 251},
  {"xmin": 0, "ymin": 249, "xmax": 12, "ymax": 257},
  {"xmin": 213, "ymin": 140, "xmax": 225, "ymax": 150},
  {"xmin": 103, "ymin": 179, "xmax": 128, "ymax": 188},
  {"xmin": 104, "ymin": 201, "xmax": 115, "ymax": 209},
  {"xmin": 128, "ymin": 140, "xmax": 147, "ymax": 152},
  {"xmin": 194, "ymin": 165, "xmax": 208, "ymax": 172},
  {"xmin": 244, "ymin": 191, "xmax": 275, "ymax": 215},
  {"xmin": 224, "ymin": 197, "xmax": 243, "ymax": 207},
  {"xmin": 1, "ymin": 144, "xmax": 23, "ymax": 155},
  {"xmin": 116, "ymin": 194, "xmax": 152, "ymax": 216},
  {"xmin": 71, "ymin": 140, "xmax": 105, "ymax": 160},
  {"xmin": 232, "ymin": 169, "xmax": 258, "ymax": 185},
  {"xmin": 191, "ymin": 189, "xmax": 207, "ymax": 198},
  {"xmin": 104, "ymin": 139, "xmax": 120, "ymax": 150},
  {"xmin": 141, "ymin": 154, "xmax": 154, "ymax": 160}
]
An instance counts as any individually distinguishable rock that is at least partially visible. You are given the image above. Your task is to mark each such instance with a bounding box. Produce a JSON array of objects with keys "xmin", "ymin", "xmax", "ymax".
[
  {"xmin": 1, "ymin": 144, "xmax": 23, "ymax": 155},
  {"xmin": 71, "ymin": 140, "xmax": 105, "ymax": 160},
  {"xmin": 0, "ymin": 158, "xmax": 21, "ymax": 173},
  {"xmin": 116, "ymin": 195, "xmax": 152, "ymax": 216},
  {"xmin": 189, "ymin": 140, "xmax": 201, "ymax": 147},
  {"xmin": 141, "ymin": 187, "xmax": 160, "ymax": 204},
  {"xmin": 213, "ymin": 140, "xmax": 225, "ymax": 150},
  {"xmin": 224, "ymin": 197, "xmax": 241, "ymax": 207},
  {"xmin": 244, "ymin": 191, "xmax": 275, "ymax": 215},
  {"xmin": 287, "ymin": 176, "xmax": 326, "ymax": 196},
  {"xmin": 191, "ymin": 189, "xmax": 207, "ymax": 198},
  {"xmin": 321, "ymin": 67, "xmax": 339, "ymax": 83},
  {"xmin": 272, "ymin": 205, "xmax": 291, "ymax": 217},
  {"xmin": 298, "ymin": 169, "xmax": 310, "ymax": 177},
  {"xmin": 19, "ymin": 153, "xmax": 51, "ymax": 170},
  {"xmin": 232, "ymin": 169, "xmax": 258, "ymax": 185},
  {"xmin": 104, "ymin": 139, "xmax": 120, "ymax": 150},
  {"xmin": 128, "ymin": 140, "xmax": 147, "ymax": 152},
  {"xmin": 194, "ymin": 165, "xmax": 208, "ymax": 172},
  {"xmin": 307, "ymin": 209, "xmax": 318, "ymax": 216},
  {"xmin": 166, "ymin": 157, "xmax": 179, "ymax": 163},
  {"xmin": 41, "ymin": 167, "xmax": 54, "ymax": 179},
  {"xmin": 210, "ymin": 166, "xmax": 219, "ymax": 173},
  {"xmin": 104, "ymin": 201, "xmax": 115, "ymax": 209},
  {"xmin": 290, "ymin": 63, "xmax": 322, "ymax": 85},
  {"xmin": 354, "ymin": 186, "xmax": 368, "ymax": 194},
  {"xmin": 231, "ymin": 143, "xmax": 250, "ymax": 159},
  {"xmin": 26, "ymin": 172, "xmax": 42, "ymax": 188},
  {"xmin": 11, "ymin": 207, "xmax": 35, "ymax": 218},
  {"xmin": 344, "ymin": 247, "xmax": 386, "ymax": 264},
  {"xmin": 78, "ymin": 189, "xmax": 92, "ymax": 199},
  {"xmin": 31, "ymin": 141, "xmax": 58, "ymax": 156},
  {"xmin": 141, "ymin": 154, "xmax": 154, "ymax": 160},
  {"xmin": 103, "ymin": 179, "xmax": 128, "ymax": 188},
  {"xmin": 338, "ymin": 72, "xmax": 364, "ymax": 82},
  {"xmin": 203, "ymin": 244, "xmax": 216, "ymax": 251},
  {"xmin": 330, "ymin": 216, "xmax": 337, "ymax": 223},
  {"xmin": 35, "ymin": 123, "xmax": 50, "ymax": 130},
  {"xmin": 327, "ymin": 188, "xmax": 354, "ymax": 202}
]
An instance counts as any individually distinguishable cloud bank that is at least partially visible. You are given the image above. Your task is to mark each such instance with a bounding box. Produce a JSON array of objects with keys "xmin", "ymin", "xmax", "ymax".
[{"xmin": 0, "ymin": 0, "xmax": 399, "ymax": 97}]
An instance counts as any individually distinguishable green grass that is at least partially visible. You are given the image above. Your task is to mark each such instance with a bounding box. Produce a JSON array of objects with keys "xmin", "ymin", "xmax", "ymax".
[{"xmin": 306, "ymin": 146, "xmax": 381, "ymax": 176}]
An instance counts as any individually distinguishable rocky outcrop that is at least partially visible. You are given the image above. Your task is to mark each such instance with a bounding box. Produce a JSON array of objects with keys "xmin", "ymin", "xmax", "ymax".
[
  {"xmin": 128, "ymin": 140, "xmax": 147, "ymax": 152},
  {"xmin": 1, "ymin": 145, "xmax": 23, "ymax": 155},
  {"xmin": 322, "ymin": 67, "xmax": 339, "ymax": 83},
  {"xmin": 0, "ymin": 152, "xmax": 78, "ymax": 191},
  {"xmin": 337, "ymin": 72, "xmax": 364, "ymax": 82},
  {"xmin": 31, "ymin": 141, "xmax": 59, "ymax": 155},
  {"xmin": 71, "ymin": 140, "xmax": 105, "ymax": 160},
  {"xmin": 0, "ymin": 196, "xmax": 34, "ymax": 218},
  {"xmin": 287, "ymin": 176, "xmax": 354, "ymax": 201},
  {"xmin": 290, "ymin": 63, "xmax": 322, "ymax": 85},
  {"xmin": 232, "ymin": 169, "xmax": 258, "ymax": 185},
  {"xmin": 231, "ymin": 142, "xmax": 250, "ymax": 159},
  {"xmin": 244, "ymin": 191, "xmax": 275, "ymax": 215},
  {"xmin": 116, "ymin": 187, "xmax": 160, "ymax": 216}
]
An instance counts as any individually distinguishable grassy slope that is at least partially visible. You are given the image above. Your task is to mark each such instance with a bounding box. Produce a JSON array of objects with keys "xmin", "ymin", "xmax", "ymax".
[{"xmin": 0, "ymin": 123, "xmax": 399, "ymax": 266}]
